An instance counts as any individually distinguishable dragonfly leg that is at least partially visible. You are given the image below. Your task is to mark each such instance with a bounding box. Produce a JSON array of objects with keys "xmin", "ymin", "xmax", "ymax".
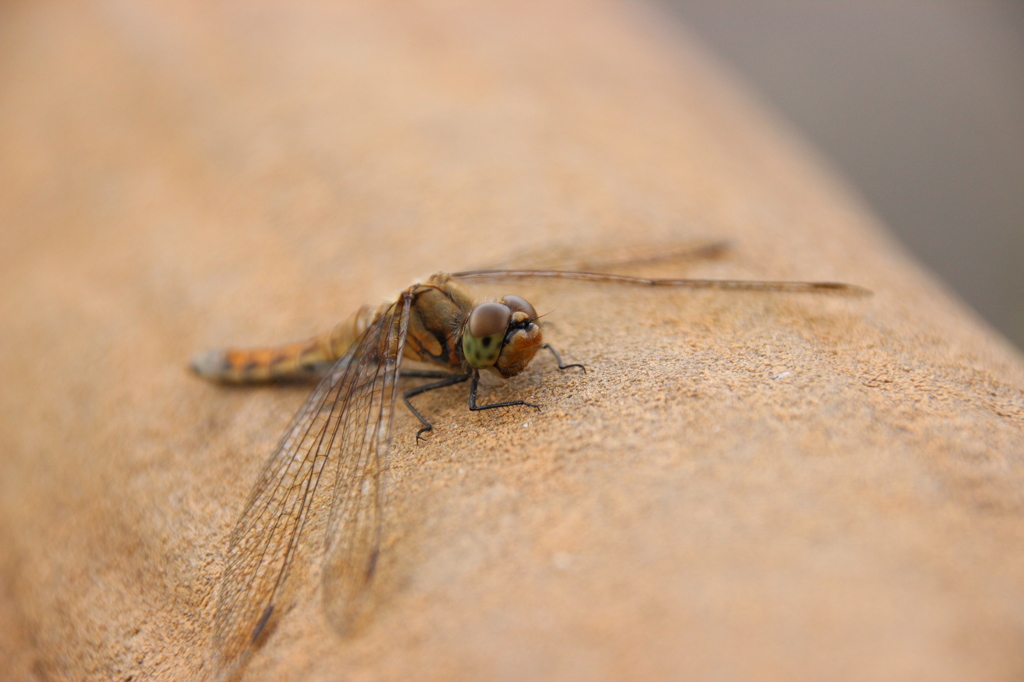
[
  {"xmin": 542, "ymin": 343, "xmax": 586, "ymax": 373},
  {"xmin": 403, "ymin": 373, "xmax": 472, "ymax": 441},
  {"xmin": 400, "ymin": 369, "xmax": 465, "ymax": 379},
  {"xmin": 468, "ymin": 371, "xmax": 541, "ymax": 413}
]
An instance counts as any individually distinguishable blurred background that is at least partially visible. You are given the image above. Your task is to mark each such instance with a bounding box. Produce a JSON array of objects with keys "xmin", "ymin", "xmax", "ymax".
[{"xmin": 662, "ymin": 0, "xmax": 1024, "ymax": 350}]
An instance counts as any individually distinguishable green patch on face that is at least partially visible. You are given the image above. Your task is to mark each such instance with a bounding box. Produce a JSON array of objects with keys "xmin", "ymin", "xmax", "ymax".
[{"xmin": 462, "ymin": 331, "xmax": 503, "ymax": 369}]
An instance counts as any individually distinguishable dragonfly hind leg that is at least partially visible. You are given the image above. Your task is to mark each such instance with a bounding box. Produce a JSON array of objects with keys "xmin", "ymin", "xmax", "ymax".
[{"xmin": 403, "ymin": 373, "xmax": 472, "ymax": 441}]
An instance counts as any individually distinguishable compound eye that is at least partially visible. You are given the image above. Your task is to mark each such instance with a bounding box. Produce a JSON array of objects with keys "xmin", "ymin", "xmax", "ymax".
[
  {"xmin": 502, "ymin": 295, "xmax": 537, "ymax": 320},
  {"xmin": 463, "ymin": 302, "xmax": 511, "ymax": 370},
  {"xmin": 468, "ymin": 302, "xmax": 511, "ymax": 338}
]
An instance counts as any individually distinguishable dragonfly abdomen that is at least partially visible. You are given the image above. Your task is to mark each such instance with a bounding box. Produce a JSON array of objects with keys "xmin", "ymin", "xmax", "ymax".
[{"xmin": 191, "ymin": 304, "xmax": 378, "ymax": 383}]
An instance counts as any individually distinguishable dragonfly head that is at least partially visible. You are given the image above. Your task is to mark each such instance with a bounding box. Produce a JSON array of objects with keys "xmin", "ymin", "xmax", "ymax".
[{"xmin": 461, "ymin": 295, "xmax": 542, "ymax": 378}]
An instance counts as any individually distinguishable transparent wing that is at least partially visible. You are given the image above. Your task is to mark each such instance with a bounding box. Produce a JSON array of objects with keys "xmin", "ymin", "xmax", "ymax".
[
  {"xmin": 212, "ymin": 292, "xmax": 412, "ymax": 678},
  {"xmin": 451, "ymin": 269, "xmax": 871, "ymax": 296},
  {"xmin": 477, "ymin": 239, "xmax": 730, "ymax": 272},
  {"xmin": 321, "ymin": 292, "xmax": 411, "ymax": 633}
]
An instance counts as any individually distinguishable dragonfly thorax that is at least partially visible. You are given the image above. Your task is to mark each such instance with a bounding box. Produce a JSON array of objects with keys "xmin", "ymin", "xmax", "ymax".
[{"xmin": 461, "ymin": 295, "xmax": 542, "ymax": 378}]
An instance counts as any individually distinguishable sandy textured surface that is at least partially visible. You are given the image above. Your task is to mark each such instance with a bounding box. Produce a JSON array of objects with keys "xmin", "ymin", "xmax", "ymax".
[{"xmin": 2, "ymin": 1, "xmax": 1023, "ymax": 680}]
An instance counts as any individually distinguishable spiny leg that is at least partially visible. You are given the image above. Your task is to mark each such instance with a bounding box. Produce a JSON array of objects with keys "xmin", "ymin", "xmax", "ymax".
[
  {"xmin": 403, "ymin": 373, "xmax": 471, "ymax": 441},
  {"xmin": 468, "ymin": 370, "xmax": 541, "ymax": 413},
  {"xmin": 400, "ymin": 369, "xmax": 465, "ymax": 379},
  {"xmin": 542, "ymin": 343, "xmax": 586, "ymax": 373}
]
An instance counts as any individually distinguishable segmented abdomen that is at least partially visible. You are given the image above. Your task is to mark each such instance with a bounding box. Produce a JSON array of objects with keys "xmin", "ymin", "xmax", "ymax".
[{"xmin": 190, "ymin": 304, "xmax": 379, "ymax": 383}]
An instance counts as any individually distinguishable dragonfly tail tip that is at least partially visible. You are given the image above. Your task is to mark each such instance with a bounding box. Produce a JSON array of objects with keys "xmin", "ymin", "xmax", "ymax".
[{"xmin": 190, "ymin": 348, "xmax": 229, "ymax": 378}]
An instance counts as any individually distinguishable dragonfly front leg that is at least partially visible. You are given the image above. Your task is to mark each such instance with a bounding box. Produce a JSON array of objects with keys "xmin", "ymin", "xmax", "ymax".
[
  {"xmin": 542, "ymin": 343, "xmax": 586, "ymax": 373},
  {"xmin": 403, "ymin": 373, "xmax": 472, "ymax": 441},
  {"xmin": 468, "ymin": 370, "xmax": 541, "ymax": 414}
]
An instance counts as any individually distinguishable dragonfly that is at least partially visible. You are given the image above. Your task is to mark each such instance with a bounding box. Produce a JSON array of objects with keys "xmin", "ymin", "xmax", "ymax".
[{"xmin": 191, "ymin": 243, "xmax": 869, "ymax": 677}]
